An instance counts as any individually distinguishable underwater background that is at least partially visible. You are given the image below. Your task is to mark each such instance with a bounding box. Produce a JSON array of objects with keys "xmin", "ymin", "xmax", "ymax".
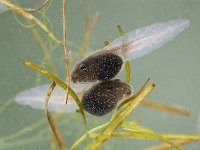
[{"xmin": 0, "ymin": 0, "xmax": 200, "ymax": 149}]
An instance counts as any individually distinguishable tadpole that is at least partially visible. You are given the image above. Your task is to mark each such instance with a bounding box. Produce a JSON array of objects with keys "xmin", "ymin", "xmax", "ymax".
[
  {"xmin": 81, "ymin": 79, "xmax": 132, "ymax": 116},
  {"xmin": 71, "ymin": 19, "xmax": 190, "ymax": 83}
]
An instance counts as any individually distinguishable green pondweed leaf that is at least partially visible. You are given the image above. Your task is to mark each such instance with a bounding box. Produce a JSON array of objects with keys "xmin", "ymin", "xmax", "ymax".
[
  {"xmin": 104, "ymin": 40, "xmax": 110, "ymax": 47},
  {"xmin": 120, "ymin": 121, "xmax": 183, "ymax": 150},
  {"xmin": 125, "ymin": 60, "xmax": 131, "ymax": 84},
  {"xmin": 117, "ymin": 25, "xmax": 124, "ymax": 39}
]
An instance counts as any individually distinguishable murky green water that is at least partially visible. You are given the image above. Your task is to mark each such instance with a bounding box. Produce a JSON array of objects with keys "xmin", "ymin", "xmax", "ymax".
[{"xmin": 0, "ymin": 0, "xmax": 200, "ymax": 149}]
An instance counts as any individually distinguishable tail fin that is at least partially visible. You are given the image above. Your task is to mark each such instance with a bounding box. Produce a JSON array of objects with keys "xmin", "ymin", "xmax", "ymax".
[
  {"xmin": 15, "ymin": 83, "xmax": 87, "ymax": 113},
  {"xmin": 109, "ymin": 19, "xmax": 190, "ymax": 60}
]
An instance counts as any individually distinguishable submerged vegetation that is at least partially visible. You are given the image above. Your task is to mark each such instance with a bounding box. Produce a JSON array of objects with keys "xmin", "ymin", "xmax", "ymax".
[{"xmin": 0, "ymin": 0, "xmax": 200, "ymax": 150}]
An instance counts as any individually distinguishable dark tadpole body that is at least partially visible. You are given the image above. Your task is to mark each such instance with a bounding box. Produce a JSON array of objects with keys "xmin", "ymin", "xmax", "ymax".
[
  {"xmin": 81, "ymin": 79, "xmax": 132, "ymax": 116},
  {"xmin": 71, "ymin": 52, "xmax": 123, "ymax": 83}
]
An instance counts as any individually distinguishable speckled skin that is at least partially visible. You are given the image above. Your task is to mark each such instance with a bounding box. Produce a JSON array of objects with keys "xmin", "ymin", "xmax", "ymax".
[
  {"xmin": 71, "ymin": 52, "xmax": 123, "ymax": 83},
  {"xmin": 81, "ymin": 79, "xmax": 132, "ymax": 116}
]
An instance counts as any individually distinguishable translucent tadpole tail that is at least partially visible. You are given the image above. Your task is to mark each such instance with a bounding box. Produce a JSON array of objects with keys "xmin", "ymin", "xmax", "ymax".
[
  {"xmin": 109, "ymin": 19, "xmax": 190, "ymax": 60},
  {"xmin": 15, "ymin": 83, "xmax": 87, "ymax": 113}
]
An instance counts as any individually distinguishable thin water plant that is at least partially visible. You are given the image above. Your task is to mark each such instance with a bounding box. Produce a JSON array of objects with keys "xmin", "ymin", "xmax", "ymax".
[{"xmin": 45, "ymin": 81, "xmax": 66, "ymax": 150}]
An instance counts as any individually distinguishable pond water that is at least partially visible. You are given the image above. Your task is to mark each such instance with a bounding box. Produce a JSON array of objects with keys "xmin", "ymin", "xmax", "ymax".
[{"xmin": 0, "ymin": 0, "xmax": 200, "ymax": 150}]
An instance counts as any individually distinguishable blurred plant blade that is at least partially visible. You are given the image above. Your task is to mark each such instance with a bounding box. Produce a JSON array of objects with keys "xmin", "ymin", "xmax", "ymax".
[
  {"xmin": 78, "ymin": 12, "xmax": 99, "ymax": 56},
  {"xmin": 0, "ymin": 99, "xmax": 13, "ymax": 115},
  {"xmin": 29, "ymin": 25, "xmax": 56, "ymax": 72},
  {"xmin": 145, "ymin": 139, "xmax": 196, "ymax": 150},
  {"xmin": 141, "ymin": 100, "xmax": 190, "ymax": 117},
  {"xmin": 75, "ymin": 12, "xmax": 100, "ymax": 63}
]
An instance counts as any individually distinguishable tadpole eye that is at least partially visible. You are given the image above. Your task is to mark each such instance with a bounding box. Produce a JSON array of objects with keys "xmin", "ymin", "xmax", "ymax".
[
  {"xmin": 127, "ymin": 90, "xmax": 132, "ymax": 95},
  {"xmin": 79, "ymin": 64, "xmax": 87, "ymax": 70},
  {"xmin": 107, "ymin": 85, "xmax": 113, "ymax": 91}
]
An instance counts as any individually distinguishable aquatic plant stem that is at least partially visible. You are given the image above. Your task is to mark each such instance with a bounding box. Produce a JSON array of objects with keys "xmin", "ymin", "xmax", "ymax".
[
  {"xmin": 70, "ymin": 123, "xmax": 109, "ymax": 150},
  {"xmin": 76, "ymin": 12, "xmax": 99, "ymax": 61},
  {"xmin": 23, "ymin": 0, "xmax": 49, "ymax": 13},
  {"xmin": 29, "ymin": 25, "xmax": 56, "ymax": 72},
  {"xmin": 62, "ymin": 0, "xmax": 70, "ymax": 104}
]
